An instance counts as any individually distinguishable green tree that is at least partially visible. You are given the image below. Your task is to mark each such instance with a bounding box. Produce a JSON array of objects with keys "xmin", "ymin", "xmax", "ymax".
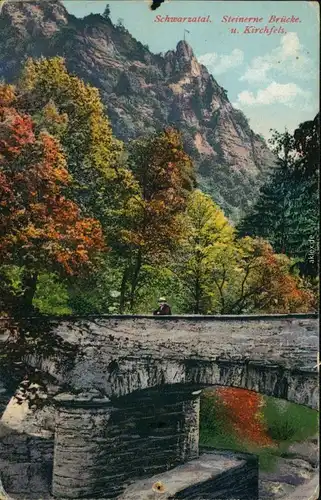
[
  {"xmin": 292, "ymin": 113, "xmax": 319, "ymax": 277},
  {"xmin": 4, "ymin": 57, "xmax": 138, "ymax": 315},
  {"xmin": 16, "ymin": 57, "xmax": 135, "ymax": 230},
  {"xmin": 173, "ymin": 189, "xmax": 314, "ymax": 314},
  {"xmin": 172, "ymin": 190, "xmax": 234, "ymax": 313},
  {"xmin": 66, "ymin": 254, "xmax": 124, "ymax": 315},
  {"xmin": 238, "ymin": 130, "xmax": 294, "ymax": 252},
  {"xmin": 0, "ymin": 84, "xmax": 105, "ymax": 316},
  {"xmin": 207, "ymin": 237, "xmax": 314, "ymax": 314},
  {"xmin": 293, "ymin": 112, "xmax": 319, "ymax": 182}
]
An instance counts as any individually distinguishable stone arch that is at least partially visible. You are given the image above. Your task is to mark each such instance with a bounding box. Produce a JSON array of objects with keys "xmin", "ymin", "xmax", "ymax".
[
  {"xmin": 43, "ymin": 315, "xmax": 317, "ymax": 411},
  {"xmin": 82, "ymin": 357, "xmax": 318, "ymax": 410},
  {"xmin": 2, "ymin": 315, "xmax": 317, "ymax": 409}
]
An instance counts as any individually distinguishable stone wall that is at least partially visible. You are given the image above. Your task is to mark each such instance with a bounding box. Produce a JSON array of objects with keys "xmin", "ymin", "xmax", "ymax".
[
  {"xmin": 52, "ymin": 386, "xmax": 201, "ymax": 499},
  {"xmin": 0, "ymin": 315, "xmax": 318, "ymax": 499},
  {"xmin": 0, "ymin": 368, "xmax": 13, "ymax": 419},
  {"xmin": 0, "ymin": 429, "xmax": 53, "ymax": 496}
]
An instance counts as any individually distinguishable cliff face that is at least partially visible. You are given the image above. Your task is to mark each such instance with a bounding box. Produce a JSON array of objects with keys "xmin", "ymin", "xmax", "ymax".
[{"xmin": 0, "ymin": 0, "xmax": 276, "ymax": 219}]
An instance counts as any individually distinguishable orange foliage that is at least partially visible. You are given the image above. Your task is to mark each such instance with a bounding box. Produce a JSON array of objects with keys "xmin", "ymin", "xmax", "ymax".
[
  {"xmin": 0, "ymin": 84, "xmax": 106, "ymax": 277},
  {"xmin": 123, "ymin": 127, "xmax": 195, "ymax": 259},
  {"xmin": 215, "ymin": 387, "xmax": 274, "ymax": 447},
  {"xmin": 255, "ymin": 242, "xmax": 315, "ymax": 313}
]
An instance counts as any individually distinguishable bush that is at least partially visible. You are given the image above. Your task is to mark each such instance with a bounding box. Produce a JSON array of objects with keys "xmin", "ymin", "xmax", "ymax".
[
  {"xmin": 263, "ymin": 397, "xmax": 318, "ymax": 443},
  {"xmin": 33, "ymin": 273, "xmax": 71, "ymax": 316}
]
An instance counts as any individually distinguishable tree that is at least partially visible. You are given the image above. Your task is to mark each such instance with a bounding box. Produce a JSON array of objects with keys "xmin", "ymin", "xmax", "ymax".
[
  {"xmin": 171, "ymin": 186, "xmax": 314, "ymax": 315},
  {"xmin": 172, "ymin": 190, "xmax": 234, "ymax": 313},
  {"xmin": 102, "ymin": 4, "xmax": 111, "ymax": 19},
  {"xmin": 208, "ymin": 238, "xmax": 315, "ymax": 314},
  {"xmin": 173, "ymin": 196, "xmax": 315, "ymax": 313},
  {"xmin": 0, "ymin": 84, "xmax": 105, "ymax": 315},
  {"xmin": 237, "ymin": 130, "xmax": 295, "ymax": 253},
  {"xmin": 292, "ymin": 113, "xmax": 319, "ymax": 277},
  {"xmin": 238, "ymin": 119, "xmax": 319, "ymax": 278},
  {"xmin": 293, "ymin": 112, "xmax": 319, "ymax": 181},
  {"xmin": 116, "ymin": 127, "xmax": 196, "ymax": 312},
  {"xmin": 15, "ymin": 57, "xmax": 135, "ymax": 230}
]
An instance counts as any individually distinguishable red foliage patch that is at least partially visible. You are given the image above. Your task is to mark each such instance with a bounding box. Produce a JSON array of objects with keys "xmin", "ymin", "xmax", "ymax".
[{"xmin": 215, "ymin": 387, "xmax": 274, "ymax": 447}]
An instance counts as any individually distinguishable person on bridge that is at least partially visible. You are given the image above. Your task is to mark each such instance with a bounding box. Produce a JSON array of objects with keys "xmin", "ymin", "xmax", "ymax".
[{"xmin": 153, "ymin": 297, "xmax": 172, "ymax": 315}]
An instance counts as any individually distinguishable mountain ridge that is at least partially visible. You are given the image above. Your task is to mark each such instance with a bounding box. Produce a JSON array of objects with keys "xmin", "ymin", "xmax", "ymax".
[{"xmin": 0, "ymin": 0, "xmax": 276, "ymax": 219}]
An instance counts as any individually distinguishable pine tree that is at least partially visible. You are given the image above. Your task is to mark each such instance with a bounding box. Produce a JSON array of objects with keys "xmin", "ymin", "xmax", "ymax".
[
  {"xmin": 238, "ymin": 118, "xmax": 319, "ymax": 277},
  {"xmin": 102, "ymin": 4, "xmax": 111, "ymax": 19}
]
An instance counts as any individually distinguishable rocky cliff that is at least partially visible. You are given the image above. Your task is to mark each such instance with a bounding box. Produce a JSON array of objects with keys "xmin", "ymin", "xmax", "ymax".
[{"xmin": 0, "ymin": 0, "xmax": 276, "ymax": 219}]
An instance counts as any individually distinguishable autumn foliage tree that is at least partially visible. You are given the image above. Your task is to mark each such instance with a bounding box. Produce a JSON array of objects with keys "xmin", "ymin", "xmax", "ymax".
[
  {"xmin": 208, "ymin": 237, "xmax": 315, "ymax": 314},
  {"xmin": 238, "ymin": 117, "xmax": 319, "ymax": 278},
  {"xmin": 173, "ymin": 190, "xmax": 314, "ymax": 314},
  {"xmin": 245, "ymin": 240, "xmax": 316, "ymax": 313},
  {"xmin": 0, "ymin": 56, "xmax": 315, "ymax": 317},
  {"xmin": 0, "ymin": 84, "xmax": 105, "ymax": 315},
  {"xmin": 117, "ymin": 127, "xmax": 196, "ymax": 311}
]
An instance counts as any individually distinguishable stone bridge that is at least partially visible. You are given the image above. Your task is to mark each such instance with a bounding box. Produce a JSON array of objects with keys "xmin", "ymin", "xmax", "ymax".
[
  {"xmin": 0, "ymin": 314, "xmax": 319, "ymax": 499},
  {"xmin": 21, "ymin": 313, "xmax": 319, "ymax": 407}
]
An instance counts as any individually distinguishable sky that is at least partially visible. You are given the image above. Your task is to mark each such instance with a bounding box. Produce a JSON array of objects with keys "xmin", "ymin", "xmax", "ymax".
[{"xmin": 62, "ymin": 1, "xmax": 319, "ymax": 140}]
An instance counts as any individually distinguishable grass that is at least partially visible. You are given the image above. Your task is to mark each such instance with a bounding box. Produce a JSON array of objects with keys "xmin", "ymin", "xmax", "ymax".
[{"xmin": 199, "ymin": 390, "xmax": 319, "ymax": 472}]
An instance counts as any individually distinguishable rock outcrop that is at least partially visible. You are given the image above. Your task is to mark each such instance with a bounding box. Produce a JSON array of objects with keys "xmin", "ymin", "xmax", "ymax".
[
  {"xmin": 259, "ymin": 444, "xmax": 319, "ymax": 500},
  {"xmin": 0, "ymin": 0, "xmax": 276, "ymax": 219}
]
